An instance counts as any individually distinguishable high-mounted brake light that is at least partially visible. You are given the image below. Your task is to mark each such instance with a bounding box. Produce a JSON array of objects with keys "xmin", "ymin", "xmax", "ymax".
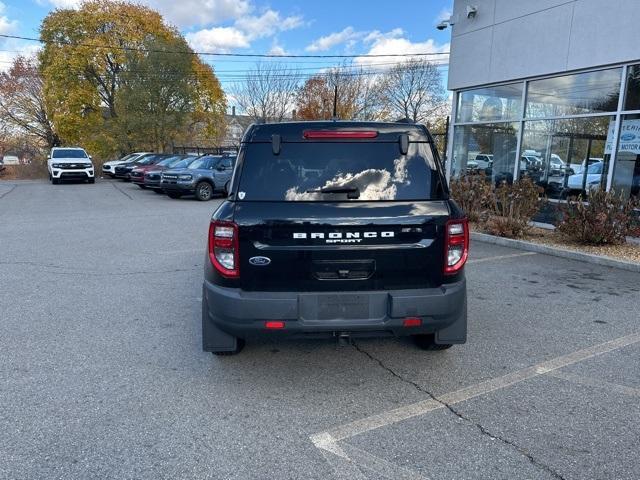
[
  {"xmin": 208, "ymin": 220, "xmax": 239, "ymax": 278},
  {"xmin": 303, "ymin": 130, "xmax": 378, "ymax": 139},
  {"xmin": 444, "ymin": 219, "xmax": 469, "ymax": 275}
]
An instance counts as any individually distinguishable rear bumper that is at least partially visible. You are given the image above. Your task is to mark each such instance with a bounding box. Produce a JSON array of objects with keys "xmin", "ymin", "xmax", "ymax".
[{"xmin": 202, "ymin": 279, "xmax": 467, "ymax": 345}]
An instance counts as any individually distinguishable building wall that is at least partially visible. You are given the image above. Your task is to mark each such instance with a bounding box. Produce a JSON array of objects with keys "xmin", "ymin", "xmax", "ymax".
[{"xmin": 448, "ymin": 0, "xmax": 640, "ymax": 90}]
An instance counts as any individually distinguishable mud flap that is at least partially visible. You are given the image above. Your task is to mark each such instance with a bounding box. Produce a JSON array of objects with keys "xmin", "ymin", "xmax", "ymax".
[
  {"xmin": 202, "ymin": 289, "xmax": 241, "ymax": 352},
  {"xmin": 435, "ymin": 296, "xmax": 467, "ymax": 344}
]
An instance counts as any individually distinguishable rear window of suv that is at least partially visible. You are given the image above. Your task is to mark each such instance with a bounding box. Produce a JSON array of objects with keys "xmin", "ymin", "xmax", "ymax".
[{"xmin": 237, "ymin": 142, "xmax": 444, "ymax": 201}]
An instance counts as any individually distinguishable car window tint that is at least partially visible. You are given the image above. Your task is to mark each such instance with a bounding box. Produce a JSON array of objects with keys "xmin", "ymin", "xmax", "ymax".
[
  {"xmin": 237, "ymin": 142, "xmax": 443, "ymax": 202},
  {"xmin": 52, "ymin": 149, "xmax": 87, "ymax": 158}
]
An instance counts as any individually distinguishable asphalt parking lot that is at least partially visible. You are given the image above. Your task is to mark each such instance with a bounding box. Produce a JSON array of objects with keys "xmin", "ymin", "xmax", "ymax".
[{"xmin": 1, "ymin": 178, "xmax": 639, "ymax": 480}]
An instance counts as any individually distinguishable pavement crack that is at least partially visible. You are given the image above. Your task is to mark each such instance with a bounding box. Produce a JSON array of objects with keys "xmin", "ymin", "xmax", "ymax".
[
  {"xmin": 352, "ymin": 341, "xmax": 566, "ymax": 480},
  {"xmin": 111, "ymin": 182, "xmax": 133, "ymax": 200},
  {"xmin": 0, "ymin": 184, "xmax": 17, "ymax": 199}
]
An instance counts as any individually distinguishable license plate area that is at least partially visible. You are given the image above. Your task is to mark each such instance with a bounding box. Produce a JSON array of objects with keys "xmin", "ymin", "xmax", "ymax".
[{"xmin": 298, "ymin": 293, "xmax": 388, "ymax": 322}]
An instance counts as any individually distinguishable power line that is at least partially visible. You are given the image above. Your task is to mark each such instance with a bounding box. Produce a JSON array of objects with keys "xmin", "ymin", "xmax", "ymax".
[{"xmin": 0, "ymin": 33, "xmax": 450, "ymax": 59}]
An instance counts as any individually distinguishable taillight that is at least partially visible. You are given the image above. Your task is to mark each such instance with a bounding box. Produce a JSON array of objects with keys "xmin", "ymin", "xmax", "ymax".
[
  {"xmin": 444, "ymin": 219, "xmax": 469, "ymax": 275},
  {"xmin": 208, "ymin": 220, "xmax": 239, "ymax": 278}
]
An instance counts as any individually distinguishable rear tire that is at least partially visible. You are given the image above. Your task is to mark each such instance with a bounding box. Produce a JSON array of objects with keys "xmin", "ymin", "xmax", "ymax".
[
  {"xmin": 88, "ymin": 177, "xmax": 95, "ymax": 184},
  {"xmin": 195, "ymin": 181, "xmax": 213, "ymax": 201},
  {"xmin": 153, "ymin": 189, "xmax": 164, "ymax": 194},
  {"xmin": 52, "ymin": 177, "xmax": 60, "ymax": 185},
  {"xmin": 413, "ymin": 334, "xmax": 453, "ymax": 351},
  {"xmin": 167, "ymin": 192, "xmax": 182, "ymax": 199},
  {"xmin": 137, "ymin": 184, "xmax": 146, "ymax": 189}
]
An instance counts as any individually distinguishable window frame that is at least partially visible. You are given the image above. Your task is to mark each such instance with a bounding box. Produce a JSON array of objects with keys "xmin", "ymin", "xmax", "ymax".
[{"xmin": 447, "ymin": 61, "xmax": 640, "ymax": 194}]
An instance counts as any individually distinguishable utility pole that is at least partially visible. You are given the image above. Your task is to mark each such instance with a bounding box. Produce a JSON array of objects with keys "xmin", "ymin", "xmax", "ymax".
[{"xmin": 332, "ymin": 84, "xmax": 338, "ymax": 119}]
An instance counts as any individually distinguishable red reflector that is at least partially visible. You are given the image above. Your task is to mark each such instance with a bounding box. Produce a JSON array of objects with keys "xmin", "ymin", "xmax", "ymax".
[
  {"xmin": 303, "ymin": 130, "xmax": 378, "ymax": 139},
  {"xmin": 264, "ymin": 321, "xmax": 285, "ymax": 330},
  {"xmin": 403, "ymin": 317, "xmax": 422, "ymax": 327}
]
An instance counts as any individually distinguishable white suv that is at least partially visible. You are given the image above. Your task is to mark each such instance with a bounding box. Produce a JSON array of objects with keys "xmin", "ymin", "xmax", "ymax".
[{"xmin": 48, "ymin": 147, "xmax": 95, "ymax": 184}]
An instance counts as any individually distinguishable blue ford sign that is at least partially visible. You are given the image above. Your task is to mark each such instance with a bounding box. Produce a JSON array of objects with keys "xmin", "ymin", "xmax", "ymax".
[
  {"xmin": 249, "ymin": 256, "xmax": 271, "ymax": 266},
  {"xmin": 621, "ymin": 133, "xmax": 636, "ymax": 142}
]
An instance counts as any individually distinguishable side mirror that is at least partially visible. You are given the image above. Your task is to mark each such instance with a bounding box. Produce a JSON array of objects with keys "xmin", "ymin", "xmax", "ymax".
[
  {"xmin": 47, "ymin": 155, "xmax": 51, "ymax": 159},
  {"xmin": 89, "ymin": 155, "xmax": 92, "ymax": 160}
]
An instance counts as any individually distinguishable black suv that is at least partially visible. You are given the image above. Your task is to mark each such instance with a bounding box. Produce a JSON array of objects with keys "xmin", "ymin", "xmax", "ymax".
[{"xmin": 202, "ymin": 121, "xmax": 468, "ymax": 355}]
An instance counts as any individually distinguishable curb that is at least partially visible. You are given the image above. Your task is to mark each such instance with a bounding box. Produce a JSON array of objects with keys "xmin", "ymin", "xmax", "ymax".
[{"xmin": 471, "ymin": 231, "xmax": 640, "ymax": 273}]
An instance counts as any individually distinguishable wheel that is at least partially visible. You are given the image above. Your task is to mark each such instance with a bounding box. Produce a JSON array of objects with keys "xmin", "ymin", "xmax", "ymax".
[
  {"xmin": 212, "ymin": 339, "xmax": 245, "ymax": 356},
  {"xmin": 167, "ymin": 192, "xmax": 182, "ymax": 199},
  {"xmin": 137, "ymin": 184, "xmax": 146, "ymax": 189},
  {"xmin": 52, "ymin": 177, "xmax": 60, "ymax": 185},
  {"xmin": 195, "ymin": 181, "xmax": 213, "ymax": 201},
  {"xmin": 153, "ymin": 189, "xmax": 164, "ymax": 194},
  {"xmin": 413, "ymin": 334, "xmax": 452, "ymax": 351},
  {"xmin": 88, "ymin": 177, "xmax": 95, "ymax": 184}
]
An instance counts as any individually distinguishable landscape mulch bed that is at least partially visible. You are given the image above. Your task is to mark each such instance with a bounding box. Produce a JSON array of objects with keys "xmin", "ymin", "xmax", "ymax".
[{"xmin": 472, "ymin": 224, "xmax": 640, "ymax": 264}]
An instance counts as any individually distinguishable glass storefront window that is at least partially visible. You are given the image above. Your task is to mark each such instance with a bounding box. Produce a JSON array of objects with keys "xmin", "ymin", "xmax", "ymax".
[
  {"xmin": 452, "ymin": 123, "xmax": 519, "ymax": 185},
  {"xmin": 520, "ymin": 116, "xmax": 615, "ymax": 199},
  {"xmin": 623, "ymin": 64, "xmax": 640, "ymax": 111},
  {"xmin": 456, "ymin": 83, "xmax": 523, "ymax": 123},
  {"xmin": 611, "ymin": 114, "xmax": 640, "ymax": 199},
  {"xmin": 526, "ymin": 68, "xmax": 622, "ymax": 118}
]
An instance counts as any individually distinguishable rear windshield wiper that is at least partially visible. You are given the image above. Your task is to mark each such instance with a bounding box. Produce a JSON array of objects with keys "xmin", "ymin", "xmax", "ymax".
[{"xmin": 305, "ymin": 186, "xmax": 360, "ymax": 198}]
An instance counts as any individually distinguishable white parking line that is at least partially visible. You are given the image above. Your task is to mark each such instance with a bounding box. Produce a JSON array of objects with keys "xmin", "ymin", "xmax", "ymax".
[
  {"xmin": 468, "ymin": 252, "xmax": 537, "ymax": 264},
  {"xmin": 310, "ymin": 332, "xmax": 640, "ymax": 477},
  {"xmin": 546, "ymin": 370, "xmax": 640, "ymax": 397}
]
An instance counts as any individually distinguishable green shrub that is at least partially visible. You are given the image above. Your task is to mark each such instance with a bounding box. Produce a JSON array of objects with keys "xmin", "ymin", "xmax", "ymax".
[
  {"xmin": 485, "ymin": 177, "xmax": 543, "ymax": 239},
  {"xmin": 449, "ymin": 172, "xmax": 493, "ymax": 223},
  {"xmin": 558, "ymin": 189, "xmax": 639, "ymax": 245}
]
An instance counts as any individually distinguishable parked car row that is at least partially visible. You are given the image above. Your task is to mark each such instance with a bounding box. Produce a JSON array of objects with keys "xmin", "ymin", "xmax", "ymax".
[{"xmin": 103, "ymin": 152, "xmax": 236, "ymax": 201}]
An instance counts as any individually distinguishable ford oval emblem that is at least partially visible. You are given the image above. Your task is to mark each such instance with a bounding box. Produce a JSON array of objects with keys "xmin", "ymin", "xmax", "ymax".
[
  {"xmin": 621, "ymin": 133, "xmax": 636, "ymax": 142},
  {"xmin": 249, "ymin": 256, "xmax": 271, "ymax": 266}
]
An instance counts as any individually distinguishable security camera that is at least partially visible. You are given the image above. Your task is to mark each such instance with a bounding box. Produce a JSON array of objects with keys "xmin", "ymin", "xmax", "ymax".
[
  {"xmin": 436, "ymin": 15, "xmax": 457, "ymax": 30},
  {"xmin": 466, "ymin": 5, "xmax": 478, "ymax": 19}
]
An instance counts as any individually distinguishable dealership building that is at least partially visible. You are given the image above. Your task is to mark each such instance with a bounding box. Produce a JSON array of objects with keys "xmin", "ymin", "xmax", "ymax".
[{"xmin": 445, "ymin": 0, "xmax": 640, "ymax": 200}]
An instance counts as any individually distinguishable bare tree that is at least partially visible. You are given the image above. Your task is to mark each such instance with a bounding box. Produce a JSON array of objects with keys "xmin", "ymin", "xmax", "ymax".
[
  {"xmin": 232, "ymin": 62, "xmax": 301, "ymax": 122},
  {"xmin": 0, "ymin": 56, "xmax": 59, "ymax": 149},
  {"xmin": 295, "ymin": 64, "xmax": 385, "ymax": 121},
  {"xmin": 380, "ymin": 59, "xmax": 448, "ymax": 123}
]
